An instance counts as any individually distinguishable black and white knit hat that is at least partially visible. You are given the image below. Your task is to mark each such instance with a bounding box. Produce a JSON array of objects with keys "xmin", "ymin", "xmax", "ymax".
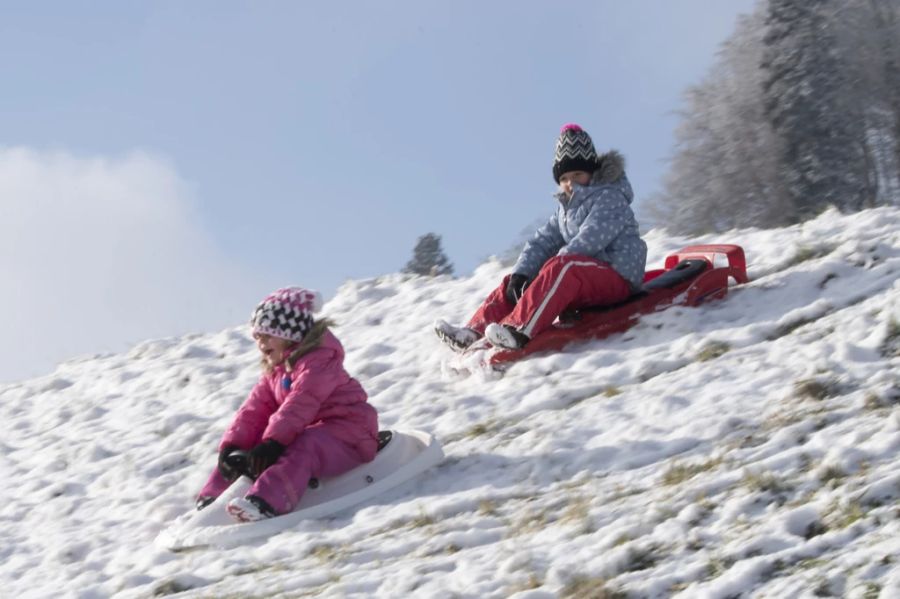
[
  {"xmin": 552, "ymin": 123, "xmax": 600, "ymax": 183},
  {"xmin": 250, "ymin": 287, "xmax": 323, "ymax": 343}
]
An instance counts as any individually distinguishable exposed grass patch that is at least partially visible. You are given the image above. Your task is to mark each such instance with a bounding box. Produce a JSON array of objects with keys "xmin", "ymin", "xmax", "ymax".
[
  {"xmin": 862, "ymin": 582, "xmax": 882, "ymax": 599},
  {"xmin": 607, "ymin": 483, "xmax": 646, "ymax": 502},
  {"xmin": 813, "ymin": 577, "xmax": 834, "ymax": 597},
  {"xmin": 625, "ymin": 543, "xmax": 662, "ymax": 572},
  {"xmin": 704, "ymin": 556, "xmax": 736, "ymax": 579},
  {"xmin": 794, "ymin": 377, "xmax": 841, "ymax": 401},
  {"xmin": 863, "ymin": 392, "xmax": 887, "ymax": 410},
  {"xmin": 603, "ymin": 386, "xmax": 622, "ymax": 397},
  {"xmin": 508, "ymin": 506, "xmax": 550, "ymax": 537},
  {"xmin": 652, "ymin": 506, "xmax": 677, "ymax": 523},
  {"xmin": 763, "ymin": 406, "xmax": 825, "ymax": 430},
  {"xmin": 561, "ymin": 576, "xmax": 627, "ymax": 599},
  {"xmin": 560, "ymin": 495, "xmax": 593, "ymax": 534},
  {"xmin": 409, "ymin": 509, "xmax": 436, "ymax": 529},
  {"xmin": 686, "ymin": 537, "xmax": 704, "ymax": 551},
  {"xmin": 309, "ymin": 544, "xmax": 344, "ymax": 563},
  {"xmin": 742, "ymin": 470, "xmax": 791, "ymax": 495},
  {"xmin": 733, "ymin": 433, "xmax": 769, "ymax": 449},
  {"xmin": 696, "ymin": 341, "xmax": 731, "ymax": 362},
  {"xmin": 385, "ymin": 505, "xmax": 439, "ymax": 532},
  {"xmin": 695, "ymin": 493, "xmax": 716, "ymax": 510},
  {"xmin": 796, "ymin": 557, "xmax": 828, "ymax": 570},
  {"xmin": 880, "ymin": 316, "xmax": 900, "ymax": 357},
  {"xmin": 466, "ymin": 419, "xmax": 501, "ymax": 438},
  {"xmin": 153, "ymin": 580, "xmax": 197, "ymax": 596},
  {"xmin": 507, "ymin": 572, "xmax": 543, "ymax": 594},
  {"xmin": 824, "ymin": 499, "xmax": 867, "ymax": 530},
  {"xmin": 662, "ymin": 457, "xmax": 723, "ymax": 486},
  {"xmin": 788, "ymin": 244, "xmax": 834, "ymax": 266},
  {"xmin": 768, "ymin": 558, "xmax": 790, "ymax": 579},
  {"xmin": 767, "ymin": 316, "xmax": 823, "ymax": 340},
  {"xmin": 478, "ymin": 499, "xmax": 499, "ymax": 516},
  {"xmin": 796, "ymin": 453, "xmax": 814, "ymax": 474},
  {"xmin": 817, "ymin": 464, "xmax": 846, "ymax": 487},
  {"xmin": 682, "ymin": 500, "xmax": 714, "ymax": 528},
  {"xmin": 232, "ymin": 562, "xmax": 292, "ymax": 577},
  {"xmin": 804, "ymin": 520, "xmax": 828, "ymax": 540}
]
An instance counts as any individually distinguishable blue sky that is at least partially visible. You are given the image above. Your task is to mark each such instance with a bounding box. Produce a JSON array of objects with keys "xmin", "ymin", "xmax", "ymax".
[{"xmin": 0, "ymin": 1, "xmax": 758, "ymax": 381}]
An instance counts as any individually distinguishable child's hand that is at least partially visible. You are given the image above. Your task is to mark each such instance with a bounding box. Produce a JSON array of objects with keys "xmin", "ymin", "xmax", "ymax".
[
  {"xmin": 217, "ymin": 445, "xmax": 241, "ymax": 481},
  {"xmin": 246, "ymin": 440, "xmax": 286, "ymax": 477},
  {"xmin": 505, "ymin": 274, "xmax": 532, "ymax": 305}
]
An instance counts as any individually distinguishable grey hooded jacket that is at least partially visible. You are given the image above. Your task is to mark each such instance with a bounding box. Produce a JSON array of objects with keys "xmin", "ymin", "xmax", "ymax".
[{"xmin": 512, "ymin": 150, "xmax": 648, "ymax": 291}]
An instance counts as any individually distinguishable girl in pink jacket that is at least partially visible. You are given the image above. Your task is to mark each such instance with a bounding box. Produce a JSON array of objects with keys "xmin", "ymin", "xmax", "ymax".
[{"xmin": 197, "ymin": 287, "xmax": 379, "ymax": 522}]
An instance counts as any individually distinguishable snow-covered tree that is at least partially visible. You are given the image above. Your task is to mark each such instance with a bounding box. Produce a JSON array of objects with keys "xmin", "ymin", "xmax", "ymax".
[
  {"xmin": 648, "ymin": 0, "xmax": 900, "ymax": 235},
  {"xmin": 835, "ymin": 0, "xmax": 900, "ymax": 206},
  {"xmin": 761, "ymin": 0, "xmax": 871, "ymax": 218},
  {"xmin": 646, "ymin": 6, "xmax": 787, "ymax": 233},
  {"xmin": 403, "ymin": 233, "xmax": 454, "ymax": 277}
]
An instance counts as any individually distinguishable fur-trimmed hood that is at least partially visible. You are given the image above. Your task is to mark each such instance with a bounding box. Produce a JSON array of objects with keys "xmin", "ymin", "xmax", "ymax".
[
  {"xmin": 591, "ymin": 150, "xmax": 626, "ymax": 185},
  {"xmin": 554, "ymin": 149, "xmax": 632, "ymax": 205}
]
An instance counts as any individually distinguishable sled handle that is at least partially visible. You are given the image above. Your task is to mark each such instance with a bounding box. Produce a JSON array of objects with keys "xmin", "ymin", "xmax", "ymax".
[{"xmin": 665, "ymin": 244, "xmax": 748, "ymax": 284}]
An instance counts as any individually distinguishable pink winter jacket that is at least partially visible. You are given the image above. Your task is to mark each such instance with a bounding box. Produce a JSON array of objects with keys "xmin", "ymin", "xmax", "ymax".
[{"xmin": 219, "ymin": 330, "xmax": 378, "ymax": 459}]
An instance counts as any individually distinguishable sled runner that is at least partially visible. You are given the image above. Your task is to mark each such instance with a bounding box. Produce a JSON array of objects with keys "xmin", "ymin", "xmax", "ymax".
[
  {"xmin": 456, "ymin": 244, "xmax": 748, "ymax": 369},
  {"xmin": 156, "ymin": 429, "xmax": 443, "ymax": 551}
]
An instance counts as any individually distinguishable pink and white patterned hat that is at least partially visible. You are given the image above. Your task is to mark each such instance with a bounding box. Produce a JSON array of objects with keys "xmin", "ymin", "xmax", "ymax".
[{"xmin": 250, "ymin": 287, "xmax": 323, "ymax": 342}]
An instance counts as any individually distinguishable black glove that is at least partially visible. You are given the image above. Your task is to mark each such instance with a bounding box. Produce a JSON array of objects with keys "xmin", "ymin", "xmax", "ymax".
[
  {"xmin": 505, "ymin": 274, "xmax": 531, "ymax": 305},
  {"xmin": 217, "ymin": 445, "xmax": 240, "ymax": 482},
  {"xmin": 246, "ymin": 439, "xmax": 286, "ymax": 478}
]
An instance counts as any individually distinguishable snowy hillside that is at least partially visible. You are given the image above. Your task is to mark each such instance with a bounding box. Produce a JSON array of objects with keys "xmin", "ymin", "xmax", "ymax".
[{"xmin": 2, "ymin": 207, "xmax": 899, "ymax": 599}]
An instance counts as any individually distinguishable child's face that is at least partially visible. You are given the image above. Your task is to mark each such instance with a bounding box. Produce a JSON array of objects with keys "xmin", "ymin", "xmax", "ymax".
[
  {"xmin": 254, "ymin": 333, "xmax": 292, "ymax": 367},
  {"xmin": 558, "ymin": 171, "xmax": 592, "ymax": 197}
]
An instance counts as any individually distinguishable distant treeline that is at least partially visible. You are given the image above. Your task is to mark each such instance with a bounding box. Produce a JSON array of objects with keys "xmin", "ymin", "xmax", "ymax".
[{"xmin": 647, "ymin": 0, "xmax": 900, "ymax": 234}]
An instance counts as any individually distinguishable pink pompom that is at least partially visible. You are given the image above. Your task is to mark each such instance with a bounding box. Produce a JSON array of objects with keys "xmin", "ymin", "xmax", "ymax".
[{"xmin": 560, "ymin": 123, "xmax": 583, "ymax": 133}]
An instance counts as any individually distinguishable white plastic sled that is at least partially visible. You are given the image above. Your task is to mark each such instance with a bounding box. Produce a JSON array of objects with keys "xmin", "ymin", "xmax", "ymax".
[{"xmin": 156, "ymin": 429, "xmax": 443, "ymax": 551}]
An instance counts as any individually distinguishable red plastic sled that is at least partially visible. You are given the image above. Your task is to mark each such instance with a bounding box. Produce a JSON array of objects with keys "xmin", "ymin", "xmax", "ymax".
[{"xmin": 469, "ymin": 244, "xmax": 749, "ymax": 368}]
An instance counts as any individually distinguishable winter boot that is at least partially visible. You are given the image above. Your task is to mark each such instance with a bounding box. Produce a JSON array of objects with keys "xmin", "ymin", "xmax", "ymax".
[
  {"xmin": 226, "ymin": 495, "xmax": 277, "ymax": 522},
  {"xmin": 434, "ymin": 319, "xmax": 481, "ymax": 352},
  {"xmin": 485, "ymin": 323, "xmax": 530, "ymax": 350}
]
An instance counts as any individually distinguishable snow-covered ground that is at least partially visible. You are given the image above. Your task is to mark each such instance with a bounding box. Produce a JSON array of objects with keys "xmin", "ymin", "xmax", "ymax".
[{"xmin": 2, "ymin": 207, "xmax": 898, "ymax": 599}]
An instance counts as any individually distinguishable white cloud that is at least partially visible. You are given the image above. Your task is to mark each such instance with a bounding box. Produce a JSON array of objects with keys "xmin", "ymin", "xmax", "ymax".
[{"xmin": 0, "ymin": 147, "xmax": 266, "ymax": 382}]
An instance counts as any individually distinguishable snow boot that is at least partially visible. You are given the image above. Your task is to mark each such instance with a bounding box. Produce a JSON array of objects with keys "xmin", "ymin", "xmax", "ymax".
[
  {"xmin": 434, "ymin": 319, "xmax": 481, "ymax": 352},
  {"xmin": 485, "ymin": 323, "xmax": 530, "ymax": 350},
  {"xmin": 226, "ymin": 495, "xmax": 277, "ymax": 522}
]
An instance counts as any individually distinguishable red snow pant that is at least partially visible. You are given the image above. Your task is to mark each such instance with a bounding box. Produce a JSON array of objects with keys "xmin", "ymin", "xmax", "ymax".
[
  {"xmin": 467, "ymin": 254, "xmax": 632, "ymax": 339},
  {"xmin": 198, "ymin": 422, "xmax": 377, "ymax": 515}
]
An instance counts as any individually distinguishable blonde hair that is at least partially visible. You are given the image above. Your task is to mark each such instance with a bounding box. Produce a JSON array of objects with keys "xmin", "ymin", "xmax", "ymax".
[{"xmin": 260, "ymin": 318, "xmax": 337, "ymax": 373}]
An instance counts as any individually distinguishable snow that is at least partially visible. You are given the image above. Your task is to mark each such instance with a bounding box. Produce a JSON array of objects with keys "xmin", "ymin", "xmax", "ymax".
[{"xmin": 2, "ymin": 206, "xmax": 899, "ymax": 599}]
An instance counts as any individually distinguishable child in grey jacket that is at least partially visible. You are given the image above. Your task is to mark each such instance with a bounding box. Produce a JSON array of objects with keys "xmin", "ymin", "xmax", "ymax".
[{"xmin": 436, "ymin": 123, "xmax": 647, "ymax": 351}]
